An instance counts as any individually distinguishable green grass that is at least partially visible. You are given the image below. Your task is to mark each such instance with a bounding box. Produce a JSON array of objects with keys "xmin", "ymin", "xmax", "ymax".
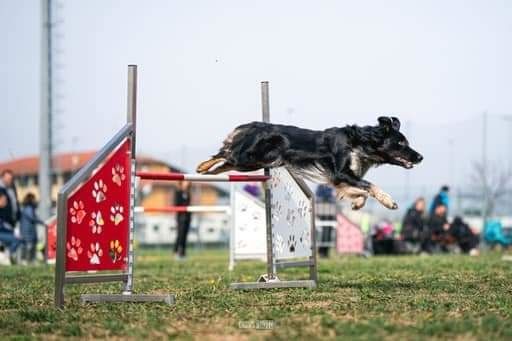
[{"xmin": 1, "ymin": 249, "xmax": 512, "ymax": 340}]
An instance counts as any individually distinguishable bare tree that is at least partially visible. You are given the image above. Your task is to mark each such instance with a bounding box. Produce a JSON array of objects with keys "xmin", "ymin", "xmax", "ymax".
[{"xmin": 471, "ymin": 161, "xmax": 512, "ymax": 217}]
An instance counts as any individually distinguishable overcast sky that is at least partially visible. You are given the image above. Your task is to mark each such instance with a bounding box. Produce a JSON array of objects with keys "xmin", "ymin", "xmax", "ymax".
[{"xmin": 2, "ymin": 0, "xmax": 512, "ymax": 204}]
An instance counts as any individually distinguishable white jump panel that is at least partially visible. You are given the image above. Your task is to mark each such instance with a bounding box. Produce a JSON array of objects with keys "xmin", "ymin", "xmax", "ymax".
[
  {"xmin": 269, "ymin": 167, "xmax": 313, "ymax": 260},
  {"xmin": 232, "ymin": 189, "xmax": 267, "ymax": 260}
]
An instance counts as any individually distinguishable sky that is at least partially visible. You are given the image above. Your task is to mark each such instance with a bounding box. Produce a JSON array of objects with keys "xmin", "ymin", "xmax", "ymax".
[{"xmin": 2, "ymin": 0, "xmax": 512, "ymax": 207}]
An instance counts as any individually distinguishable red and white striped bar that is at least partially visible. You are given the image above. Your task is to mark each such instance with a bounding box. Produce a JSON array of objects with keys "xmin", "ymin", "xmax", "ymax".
[
  {"xmin": 134, "ymin": 206, "xmax": 230, "ymax": 214},
  {"xmin": 136, "ymin": 171, "xmax": 269, "ymax": 182}
]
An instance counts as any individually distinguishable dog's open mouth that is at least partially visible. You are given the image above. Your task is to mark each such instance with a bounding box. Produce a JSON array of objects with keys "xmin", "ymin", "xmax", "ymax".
[{"xmin": 394, "ymin": 157, "xmax": 414, "ymax": 169}]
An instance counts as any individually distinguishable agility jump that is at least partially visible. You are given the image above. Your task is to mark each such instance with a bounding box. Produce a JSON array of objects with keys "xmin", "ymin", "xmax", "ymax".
[{"xmin": 54, "ymin": 65, "xmax": 318, "ymax": 307}]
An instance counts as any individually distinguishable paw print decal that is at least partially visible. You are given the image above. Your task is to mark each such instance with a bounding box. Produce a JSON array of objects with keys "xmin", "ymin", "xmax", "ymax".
[
  {"xmin": 89, "ymin": 211, "xmax": 105, "ymax": 234},
  {"xmin": 109, "ymin": 240, "xmax": 123, "ymax": 263},
  {"xmin": 288, "ymin": 235, "xmax": 297, "ymax": 253},
  {"xmin": 112, "ymin": 164, "xmax": 126, "ymax": 186},
  {"xmin": 87, "ymin": 242, "xmax": 103, "ymax": 264},
  {"xmin": 66, "ymin": 236, "xmax": 83, "ymax": 261},
  {"xmin": 110, "ymin": 204, "xmax": 124, "ymax": 226},
  {"xmin": 272, "ymin": 233, "xmax": 285, "ymax": 255},
  {"xmin": 69, "ymin": 201, "xmax": 86, "ymax": 224},
  {"xmin": 286, "ymin": 208, "xmax": 297, "ymax": 227},
  {"xmin": 92, "ymin": 179, "xmax": 107, "ymax": 203}
]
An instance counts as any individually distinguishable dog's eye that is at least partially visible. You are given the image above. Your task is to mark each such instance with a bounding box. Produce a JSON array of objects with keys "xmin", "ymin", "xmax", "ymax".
[{"xmin": 398, "ymin": 141, "xmax": 407, "ymax": 146}]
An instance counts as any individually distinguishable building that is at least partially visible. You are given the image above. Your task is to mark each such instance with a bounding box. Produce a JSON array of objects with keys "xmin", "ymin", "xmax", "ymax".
[{"xmin": 0, "ymin": 152, "xmax": 230, "ymax": 245}]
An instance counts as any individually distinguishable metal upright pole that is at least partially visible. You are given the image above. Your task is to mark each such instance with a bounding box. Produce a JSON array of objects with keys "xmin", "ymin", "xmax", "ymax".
[
  {"xmin": 261, "ymin": 81, "xmax": 274, "ymax": 280},
  {"xmin": 124, "ymin": 65, "xmax": 137, "ymax": 295},
  {"xmin": 229, "ymin": 183, "xmax": 235, "ymax": 271},
  {"xmin": 39, "ymin": 0, "xmax": 53, "ymax": 220},
  {"xmin": 482, "ymin": 111, "xmax": 488, "ymax": 227}
]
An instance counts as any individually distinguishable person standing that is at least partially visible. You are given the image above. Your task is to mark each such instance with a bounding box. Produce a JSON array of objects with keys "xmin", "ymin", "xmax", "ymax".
[
  {"xmin": 0, "ymin": 191, "xmax": 22, "ymax": 264},
  {"xmin": 0, "ymin": 169, "xmax": 20, "ymax": 231},
  {"xmin": 174, "ymin": 181, "xmax": 192, "ymax": 260},
  {"xmin": 20, "ymin": 193, "xmax": 46, "ymax": 263}
]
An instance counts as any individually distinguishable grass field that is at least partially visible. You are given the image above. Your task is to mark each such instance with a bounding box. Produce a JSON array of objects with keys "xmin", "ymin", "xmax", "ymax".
[{"xmin": 1, "ymin": 249, "xmax": 512, "ymax": 340}]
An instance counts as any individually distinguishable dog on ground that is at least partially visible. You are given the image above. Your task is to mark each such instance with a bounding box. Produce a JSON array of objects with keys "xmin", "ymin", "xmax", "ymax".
[{"xmin": 197, "ymin": 116, "xmax": 422, "ymax": 210}]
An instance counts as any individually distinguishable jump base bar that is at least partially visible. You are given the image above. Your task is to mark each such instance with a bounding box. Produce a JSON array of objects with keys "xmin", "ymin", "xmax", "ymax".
[
  {"xmin": 230, "ymin": 280, "xmax": 316, "ymax": 290},
  {"xmin": 80, "ymin": 293, "xmax": 175, "ymax": 305}
]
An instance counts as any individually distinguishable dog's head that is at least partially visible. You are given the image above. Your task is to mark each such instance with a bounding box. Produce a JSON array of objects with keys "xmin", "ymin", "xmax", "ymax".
[{"xmin": 372, "ymin": 116, "xmax": 423, "ymax": 169}]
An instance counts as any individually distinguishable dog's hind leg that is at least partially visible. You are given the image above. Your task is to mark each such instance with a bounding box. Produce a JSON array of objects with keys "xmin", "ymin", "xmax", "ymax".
[
  {"xmin": 196, "ymin": 157, "xmax": 227, "ymax": 174},
  {"xmin": 202, "ymin": 161, "xmax": 237, "ymax": 175}
]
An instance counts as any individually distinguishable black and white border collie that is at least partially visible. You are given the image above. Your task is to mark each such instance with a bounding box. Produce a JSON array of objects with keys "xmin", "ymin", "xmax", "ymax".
[{"xmin": 197, "ymin": 116, "xmax": 422, "ymax": 210}]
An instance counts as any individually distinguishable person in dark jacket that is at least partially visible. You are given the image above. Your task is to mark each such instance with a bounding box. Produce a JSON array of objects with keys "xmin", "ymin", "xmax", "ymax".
[
  {"xmin": 401, "ymin": 197, "xmax": 426, "ymax": 253},
  {"xmin": 20, "ymin": 193, "xmax": 46, "ymax": 263},
  {"xmin": 427, "ymin": 204, "xmax": 450, "ymax": 253},
  {"xmin": 174, "ymin": 181, "xmax": 192, "ymax": 259},
  {"xmin": 449, "ymin": 216, "xmax": 480, "ymax": 255},
  {"xmin": 0, "ymin": 191, "xmax": 22, "ymax": 264},
  {"xmin": 0, "ymin": 169, "xmax": 20, "ymax": 230}
]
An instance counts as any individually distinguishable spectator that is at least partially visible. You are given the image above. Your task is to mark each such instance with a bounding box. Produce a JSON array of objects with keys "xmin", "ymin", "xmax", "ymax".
[
  {"xmin": 0, "ymin": 169, "xmax": 20, "ymax": 230},
  {"xmin": 0, "ymin": 192, "xmax": 22, "ymax": 264},
  {"xmin": 243, "ymin": 184, "xmax": 261, "ymax": 199},
  {"xmin": 20, "ymin": 193, "xmax": 46, "ymax": 263},
  {"xmin": 427, "ymin": 204, "xmax": 450, "ymax": 253},
  {"xmin": 316, "ymin": 184, "xmax": 336, "ymax": 258},
  {"xmin": 429, "ymin": 185, "xmax": 450, "ymax": 216},
  {"xmin": 449, "ymin": 216, "xmax": 480, "ymax": 255},
  {"xmin": 174, "ymin": 181, "xmax": 192, "ymax": 260},
  {"xmin": 401, "ymin": 197, "xmax": 426, "ymax": 253},
  {"xmin": 371, "ymin": 219, "xmax": 396, "ymax": 254},
  {"xmin": 316, "ymin": 184, "xmax": 335, "ymax": 203}
]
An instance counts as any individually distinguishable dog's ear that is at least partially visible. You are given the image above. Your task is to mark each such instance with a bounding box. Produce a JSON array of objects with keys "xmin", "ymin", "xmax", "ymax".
[
  {"xmin": 378, "ymin": 116, "xmax": 392, "ymax": 132},
  {"xmin": 378, "ymin": 116, "xmax": 400, "ymax": 132},
  {"xmin": 391, "ymin": 117, "xmax": 401, "ymax": 131}
]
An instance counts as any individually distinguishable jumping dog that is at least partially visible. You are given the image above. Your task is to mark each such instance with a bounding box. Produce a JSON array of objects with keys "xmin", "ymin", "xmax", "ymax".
[{"xmin": 197, "ymin": 116, "xmax": 423, "ymax": 210}]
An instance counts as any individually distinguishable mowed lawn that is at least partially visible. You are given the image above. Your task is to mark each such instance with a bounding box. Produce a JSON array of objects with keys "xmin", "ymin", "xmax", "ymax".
[{"xmin": 1, "ymin": 249, "xmax": 512, "ymax": 340}]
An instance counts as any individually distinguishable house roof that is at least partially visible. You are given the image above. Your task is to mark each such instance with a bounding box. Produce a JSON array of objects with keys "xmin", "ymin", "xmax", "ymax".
[
  {"xmin": 0, "ymin": 151, "xmax": 228, "ymax": 196},
  {"xmin": 0, "ymin": 151, "xmax": 179, "ymax": 176}
]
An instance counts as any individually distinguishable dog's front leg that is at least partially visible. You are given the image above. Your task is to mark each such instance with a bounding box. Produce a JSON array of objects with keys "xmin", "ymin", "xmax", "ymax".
[
  {"xmin": 333, "ymin": 176, "xmax": 397, "ymax": 210},
  {"xmin": 331, "ymin": 166, "xmax": 398, "ymax": 210},
  {"xmin": 368, "ymin": 184, "xmax": 398, "ymax": 210}
]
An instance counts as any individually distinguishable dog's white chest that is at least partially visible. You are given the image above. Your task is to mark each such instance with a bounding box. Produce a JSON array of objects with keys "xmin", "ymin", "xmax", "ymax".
[{"xmin": 349, "ymin": 151, "xmax": 368, "ymax": 177}]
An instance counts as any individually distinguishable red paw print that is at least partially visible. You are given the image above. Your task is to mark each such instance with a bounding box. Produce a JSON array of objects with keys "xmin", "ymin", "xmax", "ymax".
[
  {"xmin": 92, "ymin": 179, "xmax": 107, "ymax": 203},
  {"xmin": 69, "ymin": 201, "xmax": 86, "ymax": 224},
  {"xmin": 89, "ymin": 211, "xmax": 104, "ymax": 234},
  {"xmin": 110, "ymin": 204, "xmax": 125, "ymax": 226},
  {"xmin": 112, "ymin": 164, "xmax": 126, "ymax": 187},
  {"xmin": 66, "ymin": 236, "xmax": 83, "ymax": 261},
  {"xmin": 109, "ymin": 240, "xmax": 123, "ymax": 263},
  {"xmin": 87, "ymin": 242, "xmax": 103, "ymax": 264}
]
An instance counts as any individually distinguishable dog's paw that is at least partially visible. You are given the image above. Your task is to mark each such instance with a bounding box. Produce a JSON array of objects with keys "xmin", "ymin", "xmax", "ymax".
[
  {"xmin": 351, "ymin": 196, "xmax": 367, "ymax": 210},
  {"xmin": 379, "ymin": 197, "xmax": 398, "ymax": 210},
  {"xmin": 370, "ymin": 187, "xmax": 397, "ymax": 210}
]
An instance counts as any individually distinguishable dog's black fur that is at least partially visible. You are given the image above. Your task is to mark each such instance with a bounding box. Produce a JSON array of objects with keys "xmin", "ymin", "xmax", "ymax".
[{"xmin": 197, "ymin": 116, "xmax": 422, "ymax": 210}]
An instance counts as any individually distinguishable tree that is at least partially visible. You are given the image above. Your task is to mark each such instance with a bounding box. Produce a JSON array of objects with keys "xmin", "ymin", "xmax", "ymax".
[{"xmin": 471, "ymin": 161, "xmax": 512, "ymax": 218}]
